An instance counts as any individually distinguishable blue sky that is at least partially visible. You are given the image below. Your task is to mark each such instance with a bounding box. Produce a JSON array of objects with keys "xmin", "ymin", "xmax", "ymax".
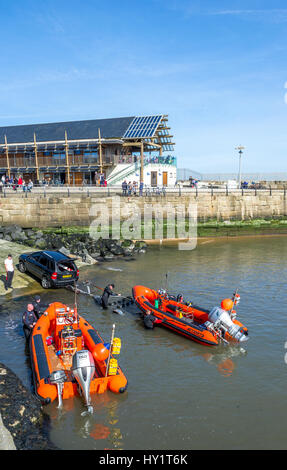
[{"xmin": 0, "ymin": 0, "xmax": 287, "ymax": 173}]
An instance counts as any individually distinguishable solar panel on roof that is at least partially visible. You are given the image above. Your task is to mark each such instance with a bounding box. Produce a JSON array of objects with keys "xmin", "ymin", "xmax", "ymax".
[{"xmin": 123, "ymin": 115, "xmax": 163, "ymax": 139}]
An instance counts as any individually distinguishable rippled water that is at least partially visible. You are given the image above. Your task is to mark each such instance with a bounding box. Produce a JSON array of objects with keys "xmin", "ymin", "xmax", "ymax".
[{"xmin": 0, "ymin": 236, "xmax": 286, "ymax": 450}]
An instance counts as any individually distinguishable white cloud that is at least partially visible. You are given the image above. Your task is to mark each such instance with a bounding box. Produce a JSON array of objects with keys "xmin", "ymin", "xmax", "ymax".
[
  {"xmin": 211, "ymin": 8, "xmax": 287, "ymax": 14},
  {"xmin": 161, "ymin": 2, "xmax": 287, "ymax": 22},
  {"xmin": 208, "ymin": 8, "xmax": 287, "ymax": 22}
]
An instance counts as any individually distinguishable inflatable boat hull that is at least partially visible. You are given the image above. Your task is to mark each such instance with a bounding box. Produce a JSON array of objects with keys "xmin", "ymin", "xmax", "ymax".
[
  {"xmin": 29, "ymin": 302, "xmax": 128, "ymax": 405},
  {"xmin": 132, "ymin": 286, "xmax": 247, "ymax": 347}
]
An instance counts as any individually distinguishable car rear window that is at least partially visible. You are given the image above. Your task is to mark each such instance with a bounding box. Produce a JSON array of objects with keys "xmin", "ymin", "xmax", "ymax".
[{"xmin": 57, "ymin": 260, "xmax": 76, "ymax": 273}]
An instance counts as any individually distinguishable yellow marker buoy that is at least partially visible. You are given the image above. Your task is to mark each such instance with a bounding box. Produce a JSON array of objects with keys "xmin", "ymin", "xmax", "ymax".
[
  {"xmin": 112, "ymin": 338, "xmax": 121, "ymax": 355},
  {"xmin": 108, "ymin": 358, "xmax": 118, "ymax": 376}
]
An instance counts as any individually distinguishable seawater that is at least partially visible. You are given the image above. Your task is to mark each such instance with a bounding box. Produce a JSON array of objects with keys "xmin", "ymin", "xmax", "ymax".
[{"xmin": 0, "ymin": 236, "xmax": 286, "ymax": 450}]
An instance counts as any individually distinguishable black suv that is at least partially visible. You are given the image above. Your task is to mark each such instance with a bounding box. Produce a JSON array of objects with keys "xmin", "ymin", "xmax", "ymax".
[{"xmin": 19, "ymin": 250, "xmax": 79, "ymax": 289}]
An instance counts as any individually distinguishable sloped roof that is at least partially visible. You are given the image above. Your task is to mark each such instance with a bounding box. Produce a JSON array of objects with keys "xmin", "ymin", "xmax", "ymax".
[
  {"xmin": 0, "ymin": 115, "xmax": 175, "ymax": 152},
  {"xmin": 0, "ymin": 116, "xmax": 135, "ymax": 144}
]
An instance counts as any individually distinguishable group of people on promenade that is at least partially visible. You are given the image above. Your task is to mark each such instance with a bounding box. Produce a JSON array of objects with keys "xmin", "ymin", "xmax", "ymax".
[
  {"xmin": 1, "ymin": 175, "xmax": 34, "ymax": 192},
  {"xmin": 121, "ymin": 180, "xmax": 144, "ymax": 196},
  {"xmin": 118, "ymin": 155, "xmax": 175, "ymax": 165}
]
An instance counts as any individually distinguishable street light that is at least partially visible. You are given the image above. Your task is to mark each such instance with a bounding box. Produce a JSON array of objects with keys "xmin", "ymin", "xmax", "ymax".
[{"xmin": 235, "ymin": 145, "xmax": 245, "ymax": 188}]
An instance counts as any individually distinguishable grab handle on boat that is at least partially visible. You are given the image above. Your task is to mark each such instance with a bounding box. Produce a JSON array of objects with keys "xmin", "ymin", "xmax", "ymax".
[{"xmin": 105, "ymin": 324, "xmax": 116, "ymax": 377}]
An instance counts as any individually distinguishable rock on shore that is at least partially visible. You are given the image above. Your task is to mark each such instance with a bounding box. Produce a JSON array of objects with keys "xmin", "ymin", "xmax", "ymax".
[
  {"xmin": 0, "ymin": 225, "xmax": 148, "ymax": 264},
  {"xmin": 0, "ymin": 363, "xmax": 58, "ymax": 450}
]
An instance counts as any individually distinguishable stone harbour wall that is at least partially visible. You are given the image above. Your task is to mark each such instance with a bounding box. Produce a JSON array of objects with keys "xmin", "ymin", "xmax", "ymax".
[{"xmin": 0, "ymin": 191, "xmax": 286, "ymax": 228}]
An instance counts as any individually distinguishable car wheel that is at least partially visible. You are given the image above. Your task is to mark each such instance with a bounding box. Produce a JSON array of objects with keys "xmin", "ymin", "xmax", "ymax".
[
  {"xmin": 19, "ymin": 261, "xmax": 26, "ymax": 273},
  {"xmin": 41, "ymin": 276, "xmax": 51, "ymax": 289}
]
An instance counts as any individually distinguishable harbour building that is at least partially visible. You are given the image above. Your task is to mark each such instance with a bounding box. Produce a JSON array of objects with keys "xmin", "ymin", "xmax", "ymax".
[{"xmin": 0, "ymin": 115, "xmax": 176, "ymax": 187}]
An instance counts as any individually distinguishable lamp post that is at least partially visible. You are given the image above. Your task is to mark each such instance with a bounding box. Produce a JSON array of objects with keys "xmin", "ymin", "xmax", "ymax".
[{"xmin": 235, "ymin": 146, "xmax": 245, "ymax": 188}]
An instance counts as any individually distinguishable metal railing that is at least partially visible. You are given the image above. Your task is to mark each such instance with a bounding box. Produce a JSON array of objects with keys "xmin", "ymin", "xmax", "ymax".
[
  {"xmin": 106, "ymin": 163, "xmax": 136, "ymax": 184},
  {"xmin": 0, "ymin": 183, "xmax": 286, "ymax": 198},
  {"xmin": 0, "ymin": 153, "xmax": 121, "ymax": 170},
  {"xmin": 0, "ymin": 154, "xmax": 177, "ymax": 170}
]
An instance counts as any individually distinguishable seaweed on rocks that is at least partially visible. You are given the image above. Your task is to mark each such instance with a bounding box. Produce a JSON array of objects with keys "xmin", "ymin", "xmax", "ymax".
[
  {"xmin": 0, "ymin": 225, "xmax": 148, "ymax": 264},
  {"xmin": 0, "ymin": 362, "xmax": 58, "ymax": 450}
]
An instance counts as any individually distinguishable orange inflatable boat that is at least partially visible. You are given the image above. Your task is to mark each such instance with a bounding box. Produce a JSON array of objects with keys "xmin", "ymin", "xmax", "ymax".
[
  {"xmin": 29, "ymin": 302, "xmax": 127, "ymax": 410},
  {"xmin": 132, "ymin": 286, "xmax": 248, "ymax": 346}
]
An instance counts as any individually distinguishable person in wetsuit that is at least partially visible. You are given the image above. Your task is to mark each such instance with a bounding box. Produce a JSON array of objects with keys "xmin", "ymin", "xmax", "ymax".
[
  {"xmin": 101, "ymin": 284, "xmax": 120, "ymax": 309},
  {"xmin": 32, "ymin": 295, "xmax": 47, "ymax": 319},
  {"xmin": 176, "ymin": 293, "xmax": 192, "ymax": 306},
  {"xmin": 22, "ymin": 303, "xmax": 38, "ymax": 340},
  {"xmin": 143, "ymin": 310, "xmax": 163, "ymax": 329}
]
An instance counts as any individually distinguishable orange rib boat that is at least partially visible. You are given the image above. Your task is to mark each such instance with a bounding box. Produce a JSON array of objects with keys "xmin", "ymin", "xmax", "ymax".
[
  {"xmin": 132, "ymin": 286, "xmax": 248, "ymax": 346},
  {"xmin": 29, "ymin": 302, "xmax": 128, "ymax": 407}
]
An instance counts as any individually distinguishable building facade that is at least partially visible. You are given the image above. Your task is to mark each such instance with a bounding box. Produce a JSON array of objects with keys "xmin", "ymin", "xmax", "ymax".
[{"xmin": 0, "ymin": 115, "xmax": 176, "ymax": 186}]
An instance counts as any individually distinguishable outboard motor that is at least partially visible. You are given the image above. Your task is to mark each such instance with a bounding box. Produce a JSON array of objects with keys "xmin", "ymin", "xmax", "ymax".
[
  {"xmin": 208, "ymin": 307, "xmax": 248, "ymax": 343},
  {"xmin": 72, "ymin": 350, "xmax": 95, "ymax": 414},
  {"xmin": 49, "ymin": 370, "xmax": 66, "ymax": 408}
]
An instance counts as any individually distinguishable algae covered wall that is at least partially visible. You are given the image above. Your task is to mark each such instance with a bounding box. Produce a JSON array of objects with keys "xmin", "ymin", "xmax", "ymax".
[{"xmin": 0, "ymin": 191, "xmax": 286, "ymax": 229}]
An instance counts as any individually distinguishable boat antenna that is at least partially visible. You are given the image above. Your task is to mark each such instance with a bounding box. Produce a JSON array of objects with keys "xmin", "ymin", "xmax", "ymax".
[
  {"xmin": 74, "ymin": 281, "xmax": 77, "ymax": 309},
  {"xmin": 230, "ymin": 288, "xmax": 238, "ymax": 316},
  {"xmin": 165, "ymin": 272, "xmax": 168, "ymax": 291},
  {"xmin": 73, "ymin": 281, "xmax": 80, "ymax": 327}
]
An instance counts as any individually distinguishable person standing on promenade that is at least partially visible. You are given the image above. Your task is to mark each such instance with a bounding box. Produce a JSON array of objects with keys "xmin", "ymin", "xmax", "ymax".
[
  {"xmin": 132, "ymin": 181, "xmax": 137, "ymax": 196},
  {"xmin": 127, "ymin": 181, "xmax": 132, "ymax": 196},
  {"xmin": 122, "ymin": 180, "xmax": 127, "ymax": 196},
  {"xmin": 17, "ymin": 176, "xmax": 23, "ymax": 188},
  {"xmin": 27, "ymin": 179, "xmax": 33, "ymax": 192},
  {"xmin": 4, "ymin": 254, "xmax": 14, "ymax": 291},
  {"xmin": 139, "ymin": 181, "xmax": 144, "ymax": 196},
  {"xmin": 12, "ymin": 177, "xmax": 17, "ymax": 191}
]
